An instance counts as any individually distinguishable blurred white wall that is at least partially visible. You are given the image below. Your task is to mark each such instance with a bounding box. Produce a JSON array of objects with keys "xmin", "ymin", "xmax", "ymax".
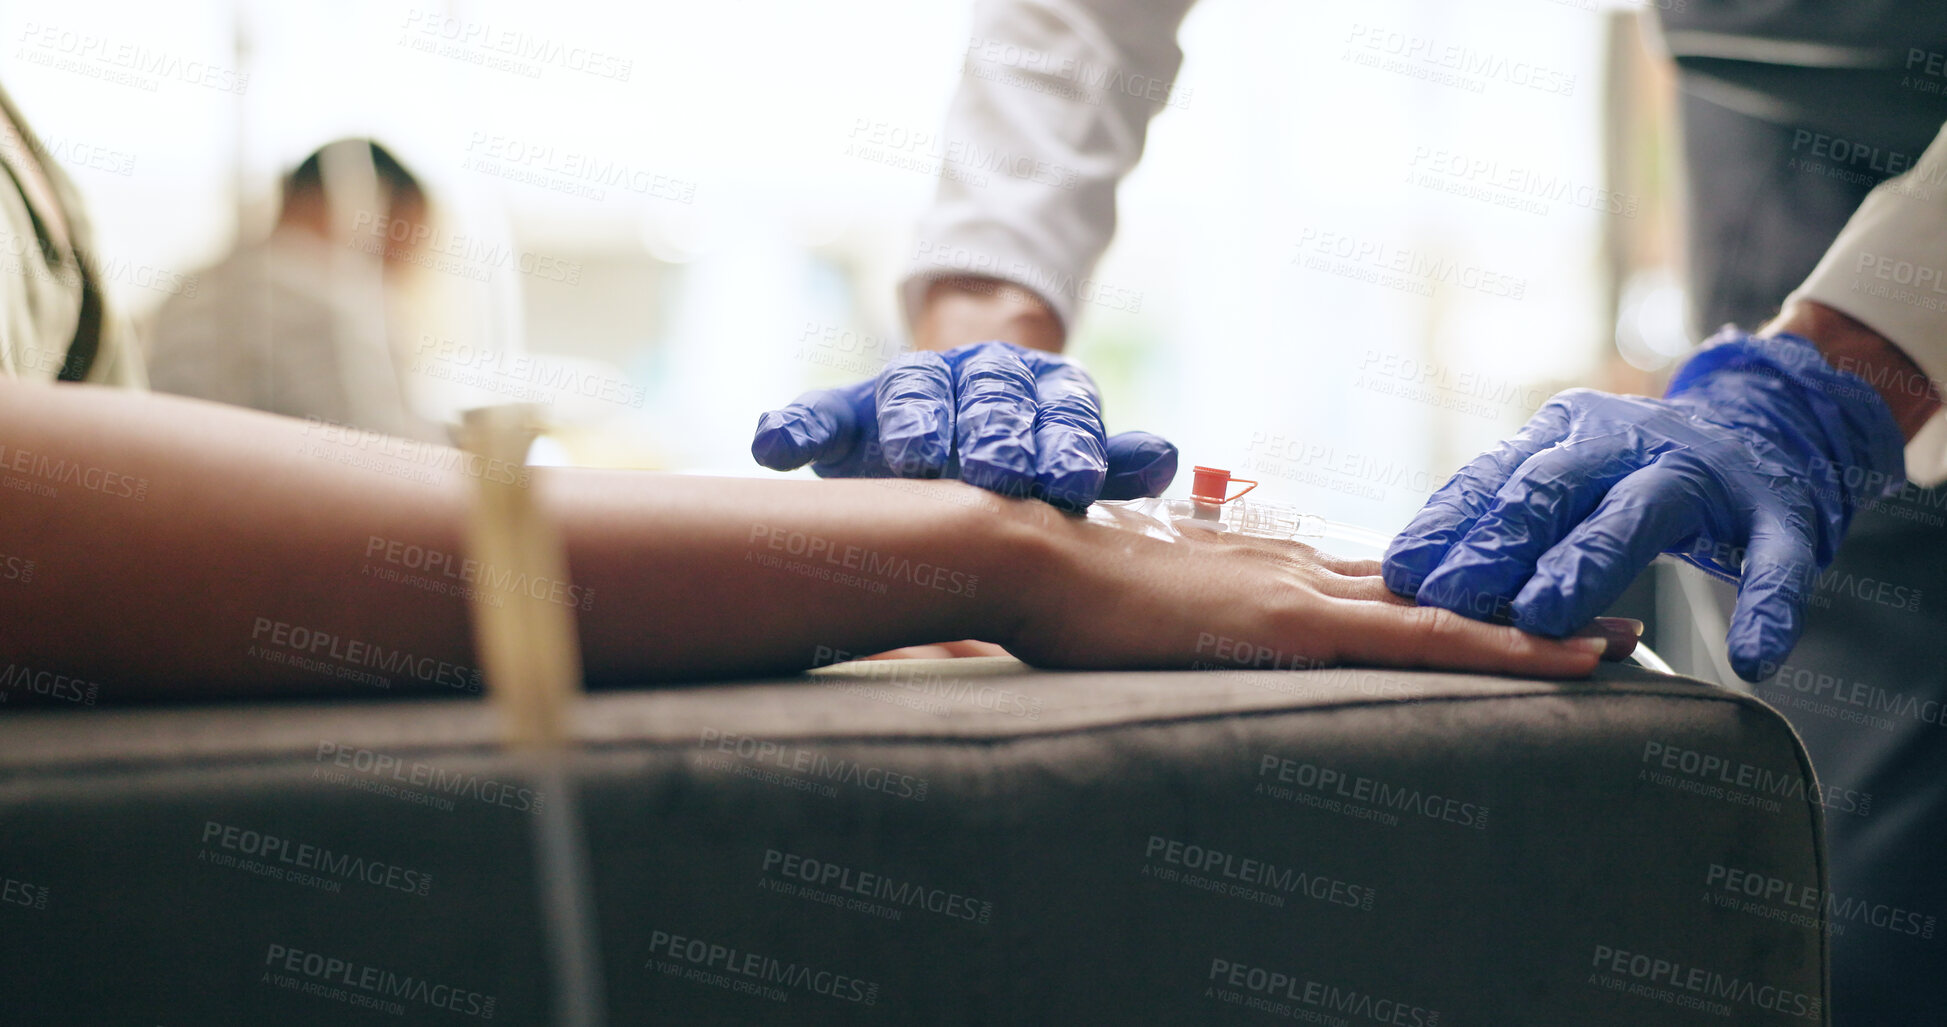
[{"xmin": 1, "ymin": 0, "xmax": 1642, "ymax": 532}]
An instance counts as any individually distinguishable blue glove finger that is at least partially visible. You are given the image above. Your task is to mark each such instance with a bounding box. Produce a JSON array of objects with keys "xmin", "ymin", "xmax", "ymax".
[
  {"xmin": 751, "ymin": 382, "xmax": 869, "ymax": 471},
  {"xmin": 1100, "ymin": 431, "xmax": 1179, "ymax": 500},
  {"xmin": 1510, "ymin": 459, "xmax": 1719, "ymax": 636},
  {"xmin": 1029, "ymin": 362, "xmax": 1109, "ymax": 510},
  {"xmin": 1382, "ymin": 398, "xmax": 1575, "ymax": 597},
  {"xmin": 1724, "ymin": 517, "xmax": 1820, "ymax": 683},
  {"xmin": 953, "ymin": 345, "xmax": 1039, "ymax": 498},
  {"xmin": 1414, "ymin": 432, "xmax": 1647, "ymax": 622},
  {"xmin": 875, "ymin": 351, "xmax": 955, "ymax": 477}
]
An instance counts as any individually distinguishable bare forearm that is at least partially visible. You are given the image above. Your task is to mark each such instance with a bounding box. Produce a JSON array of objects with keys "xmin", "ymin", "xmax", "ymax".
[
  {"xmin": 0, "ymin": 381, "xmax": 475, "ymax": 698},
  {"xmin": 0, "ymin": 381, "xmax": 1029, "ymax": 699},
  {"xmin": 1765, "ymin": 299, "xmax": 1942, "ymax": 441},
  {"xmin": 0, "ymin": 375, "xmax": 1610, "ymax": 701},
  {"xmin": 559, "ymin": 472, "xmax": 1030, "ymax": 682},
  {"xmin": 913, "ymin": 276, "xmax": 1066, "ymax": 353}
]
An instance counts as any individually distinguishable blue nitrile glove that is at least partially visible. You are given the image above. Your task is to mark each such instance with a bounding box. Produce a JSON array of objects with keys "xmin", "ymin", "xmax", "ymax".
[
  {"xmin": 1382, "ymin": 328, "xmax": 1906, "ymax": 681},
  {"xmin": 752, "ymin": 340, "xmax": 1178, "ymax": 510}
]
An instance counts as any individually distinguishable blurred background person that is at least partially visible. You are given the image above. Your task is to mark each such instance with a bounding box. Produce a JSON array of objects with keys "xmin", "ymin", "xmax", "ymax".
[{"xmin": 146, "ymin": 138, "xmax": 446, "ymax": 441}]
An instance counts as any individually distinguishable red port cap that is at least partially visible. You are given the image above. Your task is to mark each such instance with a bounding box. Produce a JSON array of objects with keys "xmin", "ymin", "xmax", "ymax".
[{"xmin": 1190, "ymin": 465, "xmax": 1258, "ymax": 505}]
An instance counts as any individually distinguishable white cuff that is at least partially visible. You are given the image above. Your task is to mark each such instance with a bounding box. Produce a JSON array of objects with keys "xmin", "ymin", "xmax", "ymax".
[{"xmin": 1787, "ymin": 121, "xmax": 1947, "ymax": 484}]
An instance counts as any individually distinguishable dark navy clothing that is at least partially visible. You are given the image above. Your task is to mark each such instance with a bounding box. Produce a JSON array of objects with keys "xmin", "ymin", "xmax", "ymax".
[{"xmin": 1661, "ymin": 4, "xmax": 1947, "ymax": 1020}]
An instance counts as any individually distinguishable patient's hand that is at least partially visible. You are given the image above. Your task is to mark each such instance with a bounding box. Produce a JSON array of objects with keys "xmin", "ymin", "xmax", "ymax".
[{"xmin": 997, "ymin": 514, "xmax": 1624, "ymax": 678}]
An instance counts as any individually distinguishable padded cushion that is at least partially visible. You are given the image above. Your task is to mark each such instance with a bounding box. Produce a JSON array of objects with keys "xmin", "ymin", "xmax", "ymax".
[{"xmin": 0, "ymin": 661, "xmax": 1828, "ymax": 1024}]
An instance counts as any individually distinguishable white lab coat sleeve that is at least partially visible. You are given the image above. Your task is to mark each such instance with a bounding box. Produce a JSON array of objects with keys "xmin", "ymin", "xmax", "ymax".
[
  {"xmin": 901, "ymin": 0, "xmax": 1200, "ymax": 336},
  {"xmin": 1788, "ymin": 120, "xmax": 1947, "ymax": 484}
]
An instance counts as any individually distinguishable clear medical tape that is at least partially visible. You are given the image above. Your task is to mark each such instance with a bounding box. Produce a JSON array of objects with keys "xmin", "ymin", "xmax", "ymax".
[{"xmin": 1088, "ymin": 497, "xmax": 1395, "ymax": 559}]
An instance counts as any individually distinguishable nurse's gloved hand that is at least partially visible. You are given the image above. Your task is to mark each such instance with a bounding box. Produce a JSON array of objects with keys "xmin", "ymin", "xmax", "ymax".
[
  {"xmin": 751, "ymin": 340, "xmax": 1177, "ymax": 510},
  {"xmin": 1382, "ymin": 328, "xmax": 1906, "ymax": 682}
]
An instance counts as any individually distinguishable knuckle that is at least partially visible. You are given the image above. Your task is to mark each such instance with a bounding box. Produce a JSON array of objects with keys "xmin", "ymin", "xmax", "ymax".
[
  {"xmin": 1034, "ymin": 396, "xmax": 1101, "ymax": 431},
  {"xmin": 1038, "ymin": 390, "xmax": 1099, "ymax": 418},
  {"xmin": 1409, "ymin": 604, "xmax": 1472, "ymax": 646},
  {"xmin": 963, "ymin": 349, "xmax": 1029, "ymax": 375},
  {"xmin": 1262, "ymin": 573, "xmax": 1320, "ymax": 612},
  {"xmin": 1223, "ymin": 541, "xmax": 1273, "ymax": 563},
  {"xmin": 1499, "ymin": 625, "xmax": 1529, "ymax": 661},
  {"xmin": 885, "ymin": 350, "xmax": 944, "ymax": 374},
  {"xmin": 1276, "ymin": 539, "xmax": 1322, "ymax": 562},
  {"xmin": 1405, "ymin": 604, "xmax": 1445, "ymax": 634}
]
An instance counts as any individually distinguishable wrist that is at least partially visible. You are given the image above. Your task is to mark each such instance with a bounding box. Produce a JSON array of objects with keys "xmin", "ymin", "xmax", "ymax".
[
  {"xmin": 956, "ymin": 488, "xmax": 1073, "ymax": 649},
  {"xmin": 1762, "ymin": 300, "xmax": 1941, "ymax": 440},
  {"xmin": 1668, "ymin": 324, "xmax": 1908, "ymax": 521},
  {"xmin": 915, "ymin": 276, "xmax": 1065, "ymax": 354}
]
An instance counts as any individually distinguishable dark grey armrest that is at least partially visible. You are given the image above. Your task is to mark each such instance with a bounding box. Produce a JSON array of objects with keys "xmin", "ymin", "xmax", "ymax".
[{"xmin": 0, "ymin": 661, "xmax": 1828, "ymax": 1025}]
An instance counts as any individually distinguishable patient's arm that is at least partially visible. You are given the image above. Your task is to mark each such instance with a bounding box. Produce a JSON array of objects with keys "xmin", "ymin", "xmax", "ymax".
[{"xmin": 0, "ymin": 379, "xmax": 1606, "ymax": 700}]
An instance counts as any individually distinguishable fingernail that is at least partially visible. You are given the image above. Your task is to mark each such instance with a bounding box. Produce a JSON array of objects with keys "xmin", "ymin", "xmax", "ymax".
[
  {"xmin": 1572, "ymin": 636, "xmax": 1610, "ymax": 655},
  {"xmin": 1578, "ymin": 619, "xmax": 1642, "ymax": 661}
]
